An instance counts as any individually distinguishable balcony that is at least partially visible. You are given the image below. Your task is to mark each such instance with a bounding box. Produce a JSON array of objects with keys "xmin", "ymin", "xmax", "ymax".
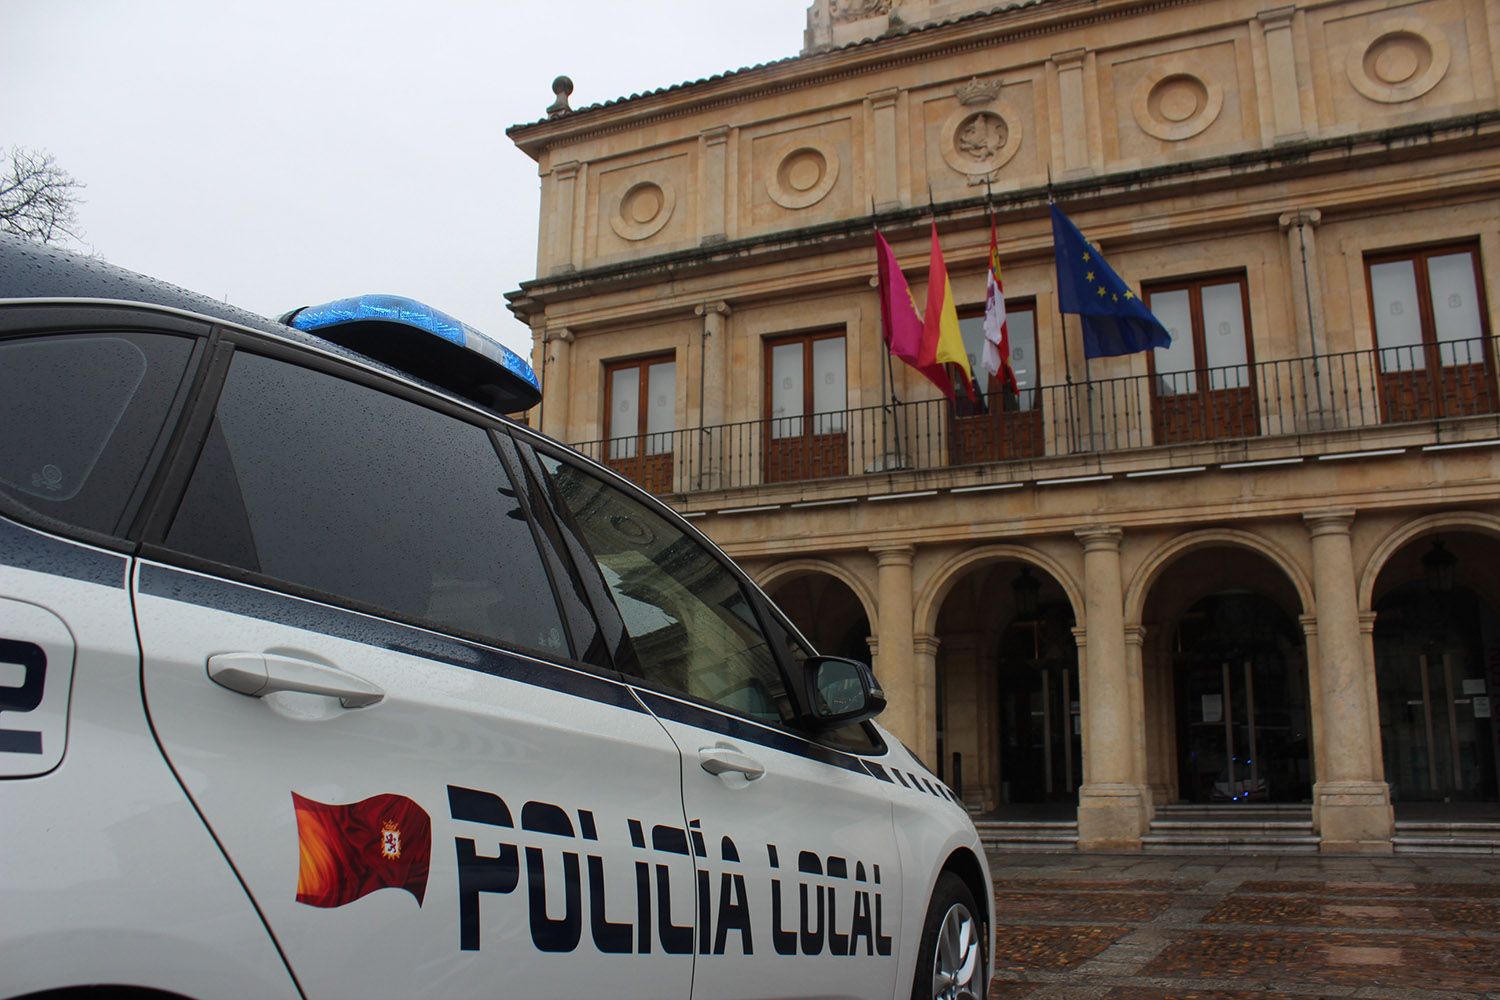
[{"xmin": 572, "ymin": 338, "xmax": 1500, "ymax": 498}]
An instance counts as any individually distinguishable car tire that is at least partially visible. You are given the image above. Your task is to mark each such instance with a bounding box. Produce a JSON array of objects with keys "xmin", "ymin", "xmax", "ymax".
[{"xmin": 911, "ymin": 871, "xmax": 987, "ymax": 1000}]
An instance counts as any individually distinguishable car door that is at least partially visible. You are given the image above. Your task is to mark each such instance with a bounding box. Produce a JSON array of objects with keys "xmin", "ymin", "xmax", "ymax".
[
  {"xmin": 527, "ymin": 444, "xmax": 904, "ymax": 1000},
  {"xmin": 133, "ymin": 340, "xmax": 695, "ymax": 999}
]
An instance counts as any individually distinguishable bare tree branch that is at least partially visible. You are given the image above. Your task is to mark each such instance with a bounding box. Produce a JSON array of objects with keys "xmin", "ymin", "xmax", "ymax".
[{"xmin": 0, "ymin": 146, "xmax": 84, "ymax": 246}]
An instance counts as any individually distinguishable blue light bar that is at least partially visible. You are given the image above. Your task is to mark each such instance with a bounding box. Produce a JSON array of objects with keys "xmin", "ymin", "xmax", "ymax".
[{"xmin": 282, "ymin": 294, "xmax": 540, "ymax": 413}]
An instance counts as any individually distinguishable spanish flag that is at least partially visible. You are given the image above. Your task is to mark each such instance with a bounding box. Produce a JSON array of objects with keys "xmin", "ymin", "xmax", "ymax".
[
  {"xmin": 919, "ymin": 224, "xmax": 978, "ymax": 403},
  {"xmin": 292, "ymin": 792, "xmax": 431, "ymax": 908}
]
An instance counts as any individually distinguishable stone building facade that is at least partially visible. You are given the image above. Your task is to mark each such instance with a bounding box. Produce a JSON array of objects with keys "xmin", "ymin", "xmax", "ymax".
[{"xmin": 506, "ymin": 0, "xmax": 1500, "ymax": 852}]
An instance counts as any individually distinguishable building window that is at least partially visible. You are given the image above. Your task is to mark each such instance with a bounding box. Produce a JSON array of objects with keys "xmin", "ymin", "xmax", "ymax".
[
  {"xmin": 1366, "ymin": 243, "xmax": 1495, "ymax": 422},
  {"xmin": 951, "ymin": 301, "xmax": 1044, "ymax": 464},
  {"xmin": 1145, "ymin": 272, "xmax": 1259, "ymax": 444},
  {"xmin": 605, "ymin": 354, "xmax": 676, "ymax": 492},
  {"xmin": 764, "ymin": 330, "xmax": 848, "ymax": 483}
]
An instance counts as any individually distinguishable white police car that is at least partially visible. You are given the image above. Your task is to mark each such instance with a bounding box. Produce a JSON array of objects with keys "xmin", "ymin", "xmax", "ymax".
[{"xmin": 0, "ymin": 234, "xmax": 991, "ymax": 1000}]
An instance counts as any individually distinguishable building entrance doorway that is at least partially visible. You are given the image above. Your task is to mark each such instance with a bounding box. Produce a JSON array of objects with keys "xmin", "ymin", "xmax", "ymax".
[
  {"xmin": 995, "ymin": 595, "xmax": 1080, "ymax": 805},
  {"xmin": 1172, "ymin": 593, "xmax": 1312, "ymax": 804},
  {"xmin": 1375, "ymin": 570, "xmax": 1500, "ymax": 804}
]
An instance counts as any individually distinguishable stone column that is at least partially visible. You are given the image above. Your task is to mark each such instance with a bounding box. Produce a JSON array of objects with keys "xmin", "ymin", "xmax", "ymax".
[
  {"xmin": 1071, "ymin": 625, "xmax": 1090, "ymax": 787},
  {"xmin": 699, "ymin": 127, "xmax": 730, "ymax": 245},
  {"xmin": 1360, "ymin": 612, "xmax": 1384, "ymax": 779},
  {"xmin": 548, "ymin": 161, "xmax": 582, "ymax": 276},
  {"xmin": 1125, "ymin": 625, "xmax": 1154, "ymax": 821},
  {"xmin": 871, "ymin": 544, "xmax": 919, "ymax": 760},
  {"xmin": 1258, "ymin": 6, "xmax": 1306, "ymax": 141},
  {"xmin": 1304, "ymin": 511, "xmax": 1394, "ymax": 852},
  {"xmin": 913, "ymin": 633, "xmax": 941, "ymax": 771},
  {"xmin": 1052, "ymin": 49, "xmax": 1090, "ymax": 176},
  {"xmin": 540, "ymin": 326, "xmax": 574, "ymax": 442},
  {"xmin": 869, "ymin": 88, "xmax": 901, "ymax": 211},
  {"xmin": 1280, "ymin": 209, "xmax": 1332, "ymax": 430},
  {"xmin": 1299, "ymin": 613, "xmax": 1326, "ymax": 830},
  {"xmin": 1075, "ymin": 526, "xmax": 1147, "ymax": 850}
]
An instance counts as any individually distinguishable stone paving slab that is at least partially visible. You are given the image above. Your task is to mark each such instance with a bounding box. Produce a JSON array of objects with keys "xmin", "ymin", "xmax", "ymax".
[{"xmin": 984, "ymin": 851, "xmax": 1500, "ymax": 1000}]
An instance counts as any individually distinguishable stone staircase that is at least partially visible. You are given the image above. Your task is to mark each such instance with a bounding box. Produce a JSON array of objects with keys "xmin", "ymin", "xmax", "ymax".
[
  {"xmin": 974, "ymin": 818, "xmax": 1079, "ymax": 852},
  {"xmin": 1141, "ymin": 804, "xmax": 1320, "ymax": 854},
  {"xmin": 1392, "ymin": 818, "xmax": 1500, "ymax": 855}
]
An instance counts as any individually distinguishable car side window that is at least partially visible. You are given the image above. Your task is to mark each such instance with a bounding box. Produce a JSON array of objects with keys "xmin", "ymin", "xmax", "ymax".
[
  {"xmin": 536, "ymin": 451, "xmax": 793, "ymax": 725},
  {"xmin": 164, "ymin": 350, "xmax": 568, "ymax": 657},
  {"xmin": 0, "ymin": 331, "xmax": 195, "ymax": 536}
]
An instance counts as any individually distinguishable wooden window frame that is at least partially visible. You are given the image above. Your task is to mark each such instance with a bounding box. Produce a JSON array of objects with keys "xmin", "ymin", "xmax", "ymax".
[
  {"xmin": 603, "ymin": 352, "xmax": 676, "ymax": 492},
  {"xmin": 1144, "ymin": 270, "xmax": 1259, "ymax": 445}
]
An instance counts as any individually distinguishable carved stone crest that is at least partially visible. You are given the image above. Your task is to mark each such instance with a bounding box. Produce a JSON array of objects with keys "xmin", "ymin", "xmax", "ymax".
[
  {"xmin": 830, "ymin": 0, "xmax": 892, "ymax": 21},
  {"xmin": 956, "ymin": 112, "xmax": 1008, "ymax": 162},
  {"xmin": 955, "ymin": 77, "xmax": 1002, "ymax": 106}
]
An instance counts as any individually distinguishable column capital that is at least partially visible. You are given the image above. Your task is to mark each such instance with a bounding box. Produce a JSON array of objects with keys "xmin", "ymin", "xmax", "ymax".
[
  {"xmin": 869, "ymin": 86, "xmax": 900, "ymax": 110},
  {"xmin": 1299, "ymin": 613, "xmax": 1319, "ymax": 637},
  {"xmin": 1304, "ymin": 510, "xmax": 1355, "ymax": 536},
  {"xmin": 552, "ymin": 159, "xmax": 582, "ymax": 180},
  {"xmin": 543, "ymin": 326, "xmax": 574, "ymax": 345},
  {"xmin": 1052, "ymin": 47, "xmax": 1088, "ymax": 69},
  {"xmin": 865, "ymin": 635, "xmax": 878, "ymax": 658},
  {"xmin": 700, "ymin": 125, "xmax": 731, "ymax": 146},
  {"xmin": 1359, "ymin": 611, "xmax": 1378, "ymax": 634},
  {"xmin": 1124, "ymin": 624, "xmax": 1148, "ymax": 647},
  {"xmin": 1075, "ymin": 525, "xmax": 1123, "ymax": 551},
  {"xmin": 694, "ymin": 300, "xmax": 732, "ymax": 318},
  {"xmin": 1256, "ymin": 4, "xmax": 1296, "ymax": 29},
  {"xmin": 870, "ymin": 543, "xmax": 915, "ymax": 566},
  {"xmin": 1070, "ymin": 625, "xmax": 1088, "ymax": 649},
  {"xmin": 1279, "ymin": 208, "xmax": 1322, "ymax": 231},
  {"xmin": 914, "ymin": 633, "xmax": 941, "ymax": 657}
]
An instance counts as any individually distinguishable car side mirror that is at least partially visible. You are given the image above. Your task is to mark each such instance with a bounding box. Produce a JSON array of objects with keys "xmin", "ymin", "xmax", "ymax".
[{"xmin": 804, "ymin": 656, "xmax": 886, "ymax": 728}]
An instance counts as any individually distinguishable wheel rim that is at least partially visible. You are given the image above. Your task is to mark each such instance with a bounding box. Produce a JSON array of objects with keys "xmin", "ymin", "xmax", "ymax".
[{"xmin": 930, "ymin": 901, "xmax": 982, "ymax": 1000}]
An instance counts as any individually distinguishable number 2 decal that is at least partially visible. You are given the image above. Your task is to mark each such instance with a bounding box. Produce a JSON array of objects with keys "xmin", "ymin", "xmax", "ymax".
[{"xmin": 0, "ymin": 638, "xmax": 47, "ymax": 755}]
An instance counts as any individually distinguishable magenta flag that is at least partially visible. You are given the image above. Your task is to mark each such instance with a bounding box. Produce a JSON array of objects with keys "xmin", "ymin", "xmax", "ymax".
[{"xmin": 875, "ymin": 230, "xmax": 925, "ymax": 366}]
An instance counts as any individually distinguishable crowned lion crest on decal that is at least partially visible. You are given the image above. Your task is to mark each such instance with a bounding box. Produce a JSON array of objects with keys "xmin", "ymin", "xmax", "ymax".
[{"xmin": 380, "ymin": 819, "xmax": 401, "ymax": 860}]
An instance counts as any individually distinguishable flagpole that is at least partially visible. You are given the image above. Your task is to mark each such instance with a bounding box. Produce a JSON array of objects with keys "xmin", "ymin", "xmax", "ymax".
[
  {"xmin": 1047, "ymin": 171, "xmax": 1080, "ymax": 453},
  {"xmin": 872, "ymin": 197, "xmax": 904, "ymax": 471}
]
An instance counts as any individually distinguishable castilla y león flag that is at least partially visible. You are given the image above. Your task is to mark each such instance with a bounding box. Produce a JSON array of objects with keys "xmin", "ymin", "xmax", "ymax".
[{"xmin": 292, "ymin": 792, "xmax": 431, "ymax": 908}]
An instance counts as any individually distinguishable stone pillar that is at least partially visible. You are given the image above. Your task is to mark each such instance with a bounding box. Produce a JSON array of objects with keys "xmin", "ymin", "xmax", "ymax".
[
  {"xmin": 1360, "ymin": 612, "xmax": 1385, "ymax": 779},
  {"xmin": 548, "ymin": 161, "xmax": 582, "ymax": 276},
  {"xmin": 540, "ymin": 326, "xmax": 575, "ymax": 442},
  {"xmin": 1052, "ymin": 49, "xmax": 1091, "ymax": 176},
  {"xmin": 1299, "ymin": 613, "xmax": 1326, "ymax": 830},
  {"xmin": 1258, "ymin": 6, "xmax": 1306, "ymax": 140},
  {"xmin": 693, "ymin": 302, "xmax": 731, "ymax": 490},
  {"xmin": 869, "ymin": 88, "xmax": 901, "ymax": 211},
  {"xmin": 872, "ymin": 544, "xmax": 919, "ymax": 760},
  {"xmin": 1075, "ymin": 526, "xmax": 1147, "ymax": 850},
  {"xmin": 1125, "ymin": 625, "xmax": 1154, "ymax": 821},
  {"xmin": 699, "ymin": 127, "xmax": 730, "ymax": 245},
  {"xmin": 1071, "ymin": 625, "xmax": 1090, "ymax": 786},
  {"xmin": 1304, "ymin": 512, "xmax": 1394, "ymax": 852},
  {"xmin": 1280, "ymin": 209, "xmax": 1332, "ymax": 429},
  {"xmin": 913, "ymin": 633, "xmax": 941, "ymax": 772}
]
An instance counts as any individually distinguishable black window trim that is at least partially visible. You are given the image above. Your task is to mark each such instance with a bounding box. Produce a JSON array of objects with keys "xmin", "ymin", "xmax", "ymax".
[{"xmin": 136, "ymin": 328, "xmax": 626, "ymax": 683}]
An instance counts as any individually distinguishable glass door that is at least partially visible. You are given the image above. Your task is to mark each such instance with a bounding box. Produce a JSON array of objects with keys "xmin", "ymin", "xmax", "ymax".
[
  {"xmin": 1147, "ymin": 274, "xmax": 1259, "ymax": 445},
  {"xmin": 763, "ymin": 330, "xmax": 847, "ymax": 483}
]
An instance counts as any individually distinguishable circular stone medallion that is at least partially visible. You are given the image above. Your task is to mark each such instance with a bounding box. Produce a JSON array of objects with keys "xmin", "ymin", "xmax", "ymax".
[
  {"xmin": 1132, "ymin": 66, "xmax": 1223, "ymax": 142},
  {"xmin": 610, "ymin": 180, "xmax": 675, "ymax": 241},
  {"xmin": 939, "ymin": 105, "xmax": 1023, "ymax": 177},
  {"xmin": 767, "ymin": 141, "xmax": 840, "ymax": 210},
  {"xmin": 1347, "ymin": 20, "xmax": 1449, "ymax": 104}
]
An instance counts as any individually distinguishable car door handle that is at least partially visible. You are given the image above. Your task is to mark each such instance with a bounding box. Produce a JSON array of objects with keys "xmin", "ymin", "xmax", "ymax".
[
  {"xmin": 207, "ymin": 653, "xmax": 384, "ymax": 709},
  {"xmin": 698, "ymin": 744, "xmax": 765, "ymax": 781}
]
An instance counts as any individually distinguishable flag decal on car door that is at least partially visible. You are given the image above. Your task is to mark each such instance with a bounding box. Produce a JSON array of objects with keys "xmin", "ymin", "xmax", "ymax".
[{"xmin": 292, "ymin": 792, "xmax": 431, "ymax": 907}]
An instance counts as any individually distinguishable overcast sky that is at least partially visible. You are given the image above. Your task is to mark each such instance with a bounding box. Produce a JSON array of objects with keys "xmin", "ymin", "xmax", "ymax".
[{"xmin": 3, "ymin": 0, "xmax": 811, "ymax": 355}]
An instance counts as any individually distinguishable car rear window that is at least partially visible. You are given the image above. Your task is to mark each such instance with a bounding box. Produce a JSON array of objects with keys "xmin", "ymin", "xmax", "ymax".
[
  {"xmin": 164, "ymin": 350, "xmax": 569, "ymax": 657},
  {"xmin": 0, "ymin": 331, "xmax": 194, "ymax": 535}
]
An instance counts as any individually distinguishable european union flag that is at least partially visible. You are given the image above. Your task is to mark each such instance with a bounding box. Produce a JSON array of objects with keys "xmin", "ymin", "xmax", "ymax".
[{"xmin": 1051, "ymin": 204, "xmax": 1172, "ymax": 359}]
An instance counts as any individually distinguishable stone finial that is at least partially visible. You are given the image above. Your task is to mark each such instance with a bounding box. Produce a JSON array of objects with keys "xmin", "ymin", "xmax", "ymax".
[{"xmin": 547, "ymin": 75, "xmax": 574, "ymax": 118}]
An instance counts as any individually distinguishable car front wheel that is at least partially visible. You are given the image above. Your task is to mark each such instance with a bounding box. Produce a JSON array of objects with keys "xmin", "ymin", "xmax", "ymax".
[{"xmin": 912, "ymin": 871, "xmax": 986, "ymax": 1000}]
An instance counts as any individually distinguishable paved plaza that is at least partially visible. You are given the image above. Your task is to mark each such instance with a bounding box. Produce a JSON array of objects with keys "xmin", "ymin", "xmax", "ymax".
[{"xmin": 985, "ymin": 851, "xmax": 1500, "ymax": 999}]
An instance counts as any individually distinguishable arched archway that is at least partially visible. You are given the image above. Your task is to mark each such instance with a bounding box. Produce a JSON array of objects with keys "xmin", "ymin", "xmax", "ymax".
[
  {"xmin": 761, "ymin": 564, "xmax": 873, "ymax": 664},
  {"xmin": 926, "ymin": 554, "xmax": 1081, "ymax": 816},
  {"xmin": 1140, "ymin": 542, "xmax": 1313, "ymax": 806},
  {"xmin": 1368, "ymin": 527, "xmax": 1500, "ymax": 812}
]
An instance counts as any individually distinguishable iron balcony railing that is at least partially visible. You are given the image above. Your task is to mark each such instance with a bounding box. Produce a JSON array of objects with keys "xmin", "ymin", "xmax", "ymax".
[{"xmin": 570, "ymin": 336, "xmax": 1499, "ymax": 496}]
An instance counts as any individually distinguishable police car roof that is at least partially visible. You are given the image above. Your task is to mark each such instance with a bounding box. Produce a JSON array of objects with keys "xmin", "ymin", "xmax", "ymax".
[{"xmin": 0, "ymin": 233, "xmax": 539, "ymax": 416}]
